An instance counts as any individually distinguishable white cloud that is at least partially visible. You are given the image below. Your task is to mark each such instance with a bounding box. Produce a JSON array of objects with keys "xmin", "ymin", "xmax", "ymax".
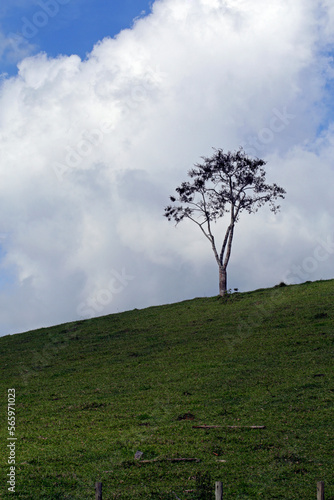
[
  {"xmin": 0, "ymin": 30, "xmax": 36, "ymax": 71},
  {"xmin": 0, "ymin": 0, "xmax": 334, "ymax": 335}
]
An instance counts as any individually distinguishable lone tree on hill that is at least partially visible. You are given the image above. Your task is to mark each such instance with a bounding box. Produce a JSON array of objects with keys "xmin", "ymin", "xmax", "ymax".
[{"xmin": 164, "ymin": 148, "xmax": 286, "ymax": 296}]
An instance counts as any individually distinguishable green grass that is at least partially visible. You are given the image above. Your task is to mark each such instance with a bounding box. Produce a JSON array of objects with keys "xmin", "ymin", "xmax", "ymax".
[{"xmin": 0, "ymin": 279, "xmax": 333, "ymax": 499}]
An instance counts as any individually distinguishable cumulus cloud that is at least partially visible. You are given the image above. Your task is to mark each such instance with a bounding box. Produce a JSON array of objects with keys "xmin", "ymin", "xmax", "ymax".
[{"xmin": 0, "ymin": 0, "xmax": 334, "ymax": 335}]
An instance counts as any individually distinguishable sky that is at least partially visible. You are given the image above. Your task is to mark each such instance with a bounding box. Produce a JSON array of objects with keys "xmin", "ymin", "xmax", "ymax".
[{"xmin": 0, "ymin": 0, "xmax": 334, "ymax": 336}]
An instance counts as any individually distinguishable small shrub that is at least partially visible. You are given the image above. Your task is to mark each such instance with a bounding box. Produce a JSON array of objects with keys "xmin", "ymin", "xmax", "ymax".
[{"xmin": 275, "ymin": 282, "xmax": 287, "ymax": 288}]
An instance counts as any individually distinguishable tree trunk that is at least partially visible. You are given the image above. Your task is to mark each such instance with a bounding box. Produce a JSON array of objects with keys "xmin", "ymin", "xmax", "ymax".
[{"xmin": 219, "ymin": 266, "xmax": 227, "ymax": 296}]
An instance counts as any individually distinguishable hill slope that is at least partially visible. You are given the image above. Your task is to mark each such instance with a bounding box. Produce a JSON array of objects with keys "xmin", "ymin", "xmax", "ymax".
[{"xmin": 0, "ymin": 280, "xmax": 333, "ymax": 499}]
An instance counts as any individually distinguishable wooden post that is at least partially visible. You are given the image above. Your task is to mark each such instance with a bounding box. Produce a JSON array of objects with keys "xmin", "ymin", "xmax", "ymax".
[
  {"xmin": 95, "ymin": 482, "xmax": 102, "ymax": 500},
  {"xmin": 215, "ymin": 481, "xmax": 223, "ymax": 499},
  {"xmin": 317, "ymin": 481, "xmax": 324, "ymax": 500}
]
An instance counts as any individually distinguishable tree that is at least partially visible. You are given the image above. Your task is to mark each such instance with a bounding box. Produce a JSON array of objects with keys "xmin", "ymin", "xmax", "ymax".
[{"xmin": 164, "ymin": 148, "xmax": 286, "ymax": 296}]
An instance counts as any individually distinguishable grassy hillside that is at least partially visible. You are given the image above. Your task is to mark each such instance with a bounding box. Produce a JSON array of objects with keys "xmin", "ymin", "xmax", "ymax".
[{"xmin": 0, "ymin": 280, "xmax": 333, "ymax": 499}]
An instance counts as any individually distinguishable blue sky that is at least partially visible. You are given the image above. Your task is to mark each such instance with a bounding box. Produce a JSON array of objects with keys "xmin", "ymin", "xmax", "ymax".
[
  {"xmin": 0, "ymin": 0, "xmax": 334, "ymax": 336},
  {"xmin": 1, "ymin": 0, "xmax": 153, "ymax": 76}
]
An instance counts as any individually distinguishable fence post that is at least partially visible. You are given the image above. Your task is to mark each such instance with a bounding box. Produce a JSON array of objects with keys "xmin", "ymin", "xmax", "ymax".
[
  {"xmin": 215, "ymin": 481, "xmax": 223, "ymax": 499},
  {"xmin": 95, "ymin": 482, "xmax": 102, "ymax": 500},
  {"xmin": 317, "ymin": 481, "xmax": 324, "ymax": 500}
]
